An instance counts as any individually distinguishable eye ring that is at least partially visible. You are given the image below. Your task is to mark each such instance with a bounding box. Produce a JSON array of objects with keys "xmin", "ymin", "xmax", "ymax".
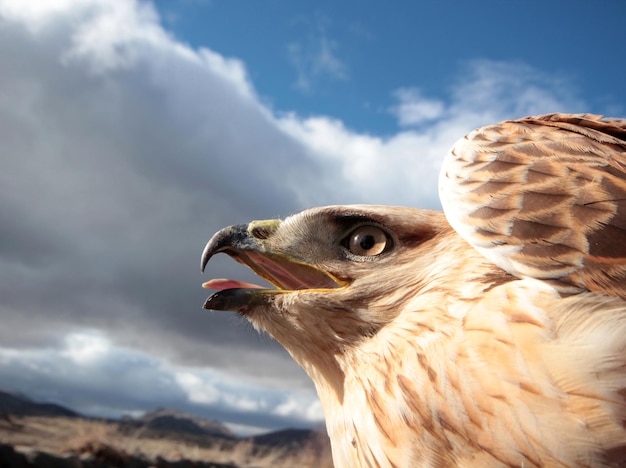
[{"xmin": 344, "ymin": 225, "xmax": 390, "ymax": 257}]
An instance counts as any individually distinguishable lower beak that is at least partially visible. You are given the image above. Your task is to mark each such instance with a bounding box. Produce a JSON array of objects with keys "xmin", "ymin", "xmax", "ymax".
[{"xmin": 200, "ymin": 221, "xmax": 344, "ymax": 312}]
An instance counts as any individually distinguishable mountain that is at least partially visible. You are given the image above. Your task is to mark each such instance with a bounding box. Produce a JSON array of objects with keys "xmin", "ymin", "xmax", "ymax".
[
  {"xmin": 0, "ymin": 390, "xmax": 330, "ymax": 452},
  {"xmin": 127, "ymin": 407, "xmax": 235, "ymax": 439},
  {"xmin": 0, "ymin": 390, "xmax": 79, "ymax": 418},
  {"xmin": 0, "ymin": 389, "xmax": 333, "ymax": 466},
  {"xmin": 245, "ymin": 427, "xmax": 331, "ymax": 463},
  {"xmin": 249, "ymin": 428, "xmax": 327, "ymax": 448}
]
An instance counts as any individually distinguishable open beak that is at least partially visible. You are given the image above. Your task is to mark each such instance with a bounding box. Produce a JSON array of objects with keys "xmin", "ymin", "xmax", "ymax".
[{"xmin": 201, "ymin": 221, "xmax": 344, "ymax": 312}]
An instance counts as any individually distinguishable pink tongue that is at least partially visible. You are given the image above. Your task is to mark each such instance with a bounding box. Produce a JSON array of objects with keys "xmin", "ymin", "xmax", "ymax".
[{"xmin": 202, "ymin": 278, "xmax": 265, "ymax": 291}]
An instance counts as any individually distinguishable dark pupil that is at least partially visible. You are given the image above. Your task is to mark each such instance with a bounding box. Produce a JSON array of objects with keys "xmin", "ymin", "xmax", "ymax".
[{"xmin": 359, "ymin": 235, "xmax": 375, "ymax": 250}]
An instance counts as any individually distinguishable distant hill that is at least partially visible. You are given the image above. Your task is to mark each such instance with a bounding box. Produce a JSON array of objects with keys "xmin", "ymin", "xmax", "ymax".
[
  {"xmin": 122, "ymin": 407, "xmax": 235, "ymax": 439},
  {"xmin": 247, "ymin": 429, "xmax": 332, "ymax": 460},
  {"xmin": 249, "ymin": 428, "xmax": 325, "ymax": 448},
  {"xmin": 0, "ymin": 389, "xmax": 331, "ymax": 464},
  {"xmin": 0, "ymin": 390, "xmax": 79, "ymax": 418}
]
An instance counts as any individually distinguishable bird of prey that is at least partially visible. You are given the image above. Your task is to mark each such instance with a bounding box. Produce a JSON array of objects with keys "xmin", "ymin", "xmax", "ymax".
[{"xmin": 201, "ymin": 113, "xmax": 626, "ymax": 467}]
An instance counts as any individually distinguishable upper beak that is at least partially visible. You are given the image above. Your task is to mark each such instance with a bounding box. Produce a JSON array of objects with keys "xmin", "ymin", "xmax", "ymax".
[
  {"xmin": 201, "ymin": 223, "xmax": 262, "ymax": 273},
  {"xmin": 200, "ymin": 220, "xmax": 344, "ymax": 312}
]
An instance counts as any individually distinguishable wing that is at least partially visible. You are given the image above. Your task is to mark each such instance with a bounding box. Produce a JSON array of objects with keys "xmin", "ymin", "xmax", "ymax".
[{"xmin": 439, "ymin": 113, "xmax": 626, "ymax": 299}]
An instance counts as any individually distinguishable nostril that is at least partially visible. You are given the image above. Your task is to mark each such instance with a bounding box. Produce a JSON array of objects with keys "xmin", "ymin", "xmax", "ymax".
[
  {"xmin": 251, "ymin": 226, "xmax": 271, "ymax": 239},
  {"xmin": 249, "ymin": 220, "xmax": 280, "ymax": 240}
]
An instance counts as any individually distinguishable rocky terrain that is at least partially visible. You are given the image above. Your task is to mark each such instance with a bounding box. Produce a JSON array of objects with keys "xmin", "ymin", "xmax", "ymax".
[{"xmin": 0, "ymin": 391, "xmax": 332, "ymax": 468}]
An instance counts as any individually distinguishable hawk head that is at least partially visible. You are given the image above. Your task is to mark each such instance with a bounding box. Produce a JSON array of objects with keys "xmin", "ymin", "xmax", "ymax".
[{"xmin": 201, "ymin": 205, "xmax": 504, "ymax": 389}]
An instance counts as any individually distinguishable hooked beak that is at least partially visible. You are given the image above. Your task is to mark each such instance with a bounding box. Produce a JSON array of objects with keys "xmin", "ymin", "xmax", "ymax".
[{"xmin": 201, "ymin": 220, "xmax": 344, "ymax": 312}]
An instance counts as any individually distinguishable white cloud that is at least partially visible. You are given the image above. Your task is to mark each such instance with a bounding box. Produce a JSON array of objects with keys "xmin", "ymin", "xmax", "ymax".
[
  {"xmin": 287, "ymin": 17, "xmax": 348, "ymax": 91},
  {"xmin": 174, "ymin": 365, "xmax": 321, "ymax": 422},
  {"xmin": 278, "ymin": 59, "xmax": 587, "ymax": 208},
  {"xmin": 62, "ymin": 330, "xmax": 111, "ymax": 365},
  {"xmin": 174, "ymin": 371, "xmax": 220, "ymax": 404},
  {"xmin": 273, "ymin": 396, "xmax": 324, "ymax": 422},
  {"xmin": 0, "ymin": 331, "xmax": 183, "ymax": 416},
  {"xmin": 62, "ymin": 0, "xmax": 160, "ymax": 73},
  {"xmin": 223, "ymin": 421, "xmax": 271, "ymax": 437},
  {"xmin": 312, "ymin": 36, "xmax": 348, "ymax": 79},
  {"xmin": 0, "ymin": 330, "xmax": 322, "ymax": 432},
  {"xmin": 390, "ymin": 88, "xmax": 446, "ymax": 126},
  {"xmin": 449, "ymin": 60, "xmax": 586, "ymax": 118},
  {"xmin": 0, "ymin": 0, "xmax": 86, "ymax": 32}
]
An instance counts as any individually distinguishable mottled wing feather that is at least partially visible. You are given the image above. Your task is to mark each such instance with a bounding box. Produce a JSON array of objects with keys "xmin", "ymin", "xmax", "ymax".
[{"xmin": 439, "ymin": 113, "xmax": 626, "ymax": 299}]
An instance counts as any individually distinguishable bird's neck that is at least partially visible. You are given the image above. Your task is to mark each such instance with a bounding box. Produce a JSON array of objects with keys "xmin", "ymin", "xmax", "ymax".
[{"xmin": 310, "ymin": 308, "xmax": 461, "ymax": 467}]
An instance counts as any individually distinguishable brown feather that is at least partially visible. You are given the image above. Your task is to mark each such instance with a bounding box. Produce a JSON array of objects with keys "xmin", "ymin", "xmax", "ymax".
[{"xmin": 440, "ymin": 113, "xmax": 626, "ymax": 299}]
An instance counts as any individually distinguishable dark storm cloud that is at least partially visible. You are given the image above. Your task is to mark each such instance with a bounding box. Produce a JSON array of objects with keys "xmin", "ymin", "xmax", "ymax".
[{"xmin": 0, "ymin": 1, "xmax": 322, "ymax": 376}]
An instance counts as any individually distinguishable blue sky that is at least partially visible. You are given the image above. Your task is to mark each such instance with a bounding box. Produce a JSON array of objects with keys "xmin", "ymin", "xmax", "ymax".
[
  {"xmin": 0, "ymin": 0, "xmax": 624, "ymax": 437},
  {"xmin": 153, "ymin": 0, "xmax": 624, "ymax": 133}
]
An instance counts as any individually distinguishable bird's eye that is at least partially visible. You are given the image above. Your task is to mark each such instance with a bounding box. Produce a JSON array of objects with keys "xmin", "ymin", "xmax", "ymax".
[{"xmin": 346, "ymin": 226, "xmax": 389, "ymax": 257}]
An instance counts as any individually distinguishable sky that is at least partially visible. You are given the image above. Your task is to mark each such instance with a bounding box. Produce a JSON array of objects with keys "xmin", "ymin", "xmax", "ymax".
[{"xmin": 0, "ymin": 0, "xmax": 625, "ymax": 437}]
